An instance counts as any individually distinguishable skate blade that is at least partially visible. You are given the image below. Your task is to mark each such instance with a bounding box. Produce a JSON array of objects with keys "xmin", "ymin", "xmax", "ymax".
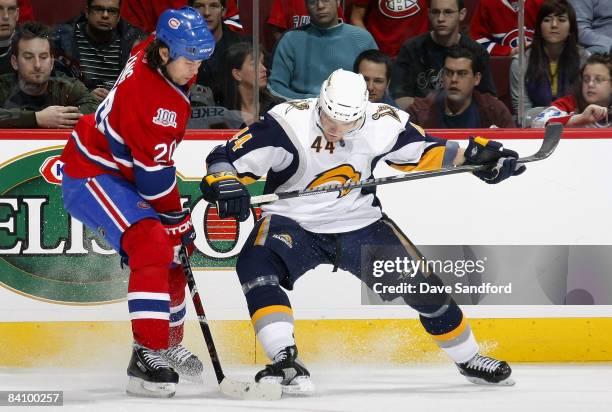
[
  {"xmin": 126, "ymin": 376, "xmax": 176, "ymax": 398},
  {"xmin": 220, "ymin": 377, "xmax": 283, "ymax": 400},
  {"xmin": 464, "ymin": 376, "xmax": 516, "ymax": 386},
  {"xmin": 265, "ymin": 375, "xmax": 315, "ymax": 395},
  {"xmin": 179, "ymin": 373, "xmax": 204, "ymax": 384}
]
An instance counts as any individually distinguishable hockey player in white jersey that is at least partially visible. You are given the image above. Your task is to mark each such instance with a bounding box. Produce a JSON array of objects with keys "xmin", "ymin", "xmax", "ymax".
[{"xmin": 200, "ymin": 69, "xmax": 524, "ymax": 393}]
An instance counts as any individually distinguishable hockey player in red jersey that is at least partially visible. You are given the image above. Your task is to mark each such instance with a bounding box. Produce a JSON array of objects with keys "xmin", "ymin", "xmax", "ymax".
[
  {"xmin": 200, "ymin": 69, "xmax": 524, "ymax": 394},
  {"xmin": 60, "ymin": 7, "xmax": 215, "ymax": 398}
]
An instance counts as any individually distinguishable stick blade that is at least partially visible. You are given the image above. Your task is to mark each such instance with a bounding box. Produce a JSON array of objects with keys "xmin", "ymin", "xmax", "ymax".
[
  {"xmin": 522, "ymin": 123, "xmax": 562, "ymax": 163},
  {"xmin": 219, "ymin": 378, "xmax": 283, "ymax": 400}
]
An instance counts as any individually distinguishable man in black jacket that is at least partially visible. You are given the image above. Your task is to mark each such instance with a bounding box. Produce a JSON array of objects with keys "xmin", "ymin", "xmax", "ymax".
[
  {"xmin": 51, "ymin": 0, "xmax": 144, "ymax": 103},
  {"xmin": 189, "ymin": 0, "xmax": 248, "ymax": 106},
  {"xmin": 391, "ymin": 0, "xmax": 496, "ymax": 110}
]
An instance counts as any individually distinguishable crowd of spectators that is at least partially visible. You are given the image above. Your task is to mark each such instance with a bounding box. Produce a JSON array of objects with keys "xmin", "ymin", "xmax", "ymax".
[{"xmin": 0, "ymin": 0, "xmax": 609, "ymax": 129}]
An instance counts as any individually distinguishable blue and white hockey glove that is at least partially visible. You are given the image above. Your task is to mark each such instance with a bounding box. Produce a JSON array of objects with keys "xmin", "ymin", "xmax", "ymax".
[
  {"xmin": 200, "ymin": 172, "xmax": 251, "ymax": 221},
  {"xmin": 463, "ymin": 137, "xmax": 526, "ymax": 184}
]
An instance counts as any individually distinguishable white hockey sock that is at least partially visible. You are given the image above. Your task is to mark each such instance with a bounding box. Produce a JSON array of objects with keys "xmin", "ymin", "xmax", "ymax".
[
  {"xmin": 441, "ymin": 329, "xmax": 479, "ymax": 364},
  {"xmin": 257, "ymin": 322, "xmax": 295, "ymax": 361}
]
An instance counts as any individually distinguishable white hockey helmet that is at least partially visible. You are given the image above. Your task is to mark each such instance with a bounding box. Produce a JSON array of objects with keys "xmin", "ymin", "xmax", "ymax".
[{"xmin": 318, "ymin": 69, "xmax": 369, "ymax": 123}]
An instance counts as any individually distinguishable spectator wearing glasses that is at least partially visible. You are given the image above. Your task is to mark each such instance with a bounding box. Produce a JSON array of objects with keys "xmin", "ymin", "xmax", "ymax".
[
  {"xmin": 391, "ymin": 0, "xmax": 496, "ymax": 110},
  {"xmin": 350, "ymin": 0, "xmax": 428, "ymax": 58},
  {"xmin": 408, "ymin": 45, "xmax": 515, "ymax": 128},
  {"xmin": 0, "ymin": 22, "xmax": 98, "ymax": 128},
  {"xmin": 532, "ymin": 53, "xmax": 612, "ymax": 127},
  {"xmin": 268, "ymin": 0, "xmax": 377, "ymax": 100},
  {"xmin": 51, "ymin": 0, "xmax": 145, "ymax": 103}
]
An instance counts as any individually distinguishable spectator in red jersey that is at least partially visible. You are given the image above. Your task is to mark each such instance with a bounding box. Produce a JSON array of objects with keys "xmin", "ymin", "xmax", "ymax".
[
  {"xmin": 470, "ymin": 0, "xmax": 544, "ymax": 56},
  {"xmin": 532, "ymin": 53, "xmax": 612, "ymax": 127},
  {"xmin": 120, "ymin": 0, "xmax": 239, "ymax": 33},
  {"xmin": 350, "ymin": 0, "xmax": 429, "ymax": 58},
  {"xmin": 267, "ymin": 0, "xmax": 344, "ymax": 43},
  {"xmin": 17, "ymin": 0, "xmax": 33, "ymax": 22}
]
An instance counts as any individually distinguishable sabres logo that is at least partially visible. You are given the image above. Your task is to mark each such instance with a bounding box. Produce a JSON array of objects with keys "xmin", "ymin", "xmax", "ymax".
[
  {"xmin": 285, "ymin": 100, "xmax": 311, "ymax": 114},
  {"xmin": 306, "ymin": 164, "xmax": 361, "ymax": 198},
  {"xmin": 272, "ymin": 233, "xmax": 293, "ymax": 249},
  {"xmin": 372, "ymin": 105, "xmax": 401, "ymax": 122}
]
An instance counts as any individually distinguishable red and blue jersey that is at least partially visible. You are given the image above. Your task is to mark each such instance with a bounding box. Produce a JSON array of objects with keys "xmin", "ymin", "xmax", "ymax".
[
  {"xmin": 470, "ymin": 0, "xmax": 543, "ymax": 56},
  {"xmin": 61, "ymin": 36, "xmax": 193, "ymax": 213}
]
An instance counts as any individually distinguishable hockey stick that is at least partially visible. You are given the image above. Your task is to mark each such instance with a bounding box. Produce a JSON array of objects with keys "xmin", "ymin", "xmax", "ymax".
[
  {"xmin": 250, "ymin": 123, "xmax": 562, "ymax": 205},
  {"xmin": 179, "ymin": 247, "xmax": 282, "ymax": 400}
]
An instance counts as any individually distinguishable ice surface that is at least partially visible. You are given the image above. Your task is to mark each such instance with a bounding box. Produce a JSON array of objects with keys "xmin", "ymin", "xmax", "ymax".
[{"xmin": 1, "ymin": 363, "xmax": 611, "ymax": 412}]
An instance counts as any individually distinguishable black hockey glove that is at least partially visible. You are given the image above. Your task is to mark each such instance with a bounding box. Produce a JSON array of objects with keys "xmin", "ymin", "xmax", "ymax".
[
  {"xmin": 158, "ymin": 208, "xmax": 196, "ymax": 264},
  {"xmin": 200, "ymin": 171, "xmax": 251, "ymax": 221},
  {"xmin": 463, "ymin": 137, "xmax": 526, "ymax": 184}
]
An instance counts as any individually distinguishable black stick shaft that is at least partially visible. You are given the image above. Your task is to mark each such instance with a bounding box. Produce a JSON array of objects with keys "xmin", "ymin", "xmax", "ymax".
[
  {"xmin": 179, "ymin": 247, "xmax": 225, "ymax": 385},
  {"xmin": 251, "ymin": 124, "xmax": 562, "ymax": 205}
]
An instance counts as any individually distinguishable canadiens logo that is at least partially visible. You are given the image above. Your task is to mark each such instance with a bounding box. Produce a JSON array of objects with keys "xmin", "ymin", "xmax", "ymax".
[
  {"xmin": 285, "ymin": 100, "xmax": 311, "ymax": 114},
  {"xmin": 501, "ymin": 28, "xmax": 534, "ymax": 48},
  {"xmin": 372, "ymin": 105, "xmax": 401, "ymax": 122},
  {"xmin": 137, "ymin": 200, "xmax": 151, "ymax": 209},
  {"xmin": 272, "ymin": 233, "xmax": 293, "ymax": 249},
  {"xmin": 153, "ymin": 108, "xmax": 178, "ymax": 128},
  {"xmin": 378, "ymin": 0, "xmax": 421, "ymax": 19},
  {"xmin": 168, "ymin": 18, "xmax": 181, "ymax": 29},
  {"xmin": 306, "ymin": 164, "xmax": 362, "ymax": 198}
]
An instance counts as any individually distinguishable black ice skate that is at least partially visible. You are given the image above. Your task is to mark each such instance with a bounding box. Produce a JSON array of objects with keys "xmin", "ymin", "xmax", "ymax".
[
  {"xmin": 126, "ymin": 344, "xmax": 179, "ymax": 398},
  {"xmin": 255, "ymin": 345, "xmax": 314, "ymax": 394},
  {"xmin": 161, "ymin": 344, "xmax": 204, "ymax": 379},
  {"xmin": 457, "ymin": 353, "xmax": 515, "ymax": 386}
]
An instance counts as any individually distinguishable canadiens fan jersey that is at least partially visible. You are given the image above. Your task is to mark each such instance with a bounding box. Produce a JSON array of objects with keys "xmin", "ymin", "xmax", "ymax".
[
  {"xmin": 470, "ymin": 0, "xmax": 544, "ymax": 56},
  {"xmin": 207, "ymin": 100, "xmax": 458, "ymax": 233},
  {"xmin": 352, "ymin": 0, "xmax": 429, "ymax": 58},
  {"xmin": 532, "ymin": 95, "xmax": 611, "ymax": 128},
  {"xmin": 60, "ymin": 36, "xmax": 193, "ymax": 213}
]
